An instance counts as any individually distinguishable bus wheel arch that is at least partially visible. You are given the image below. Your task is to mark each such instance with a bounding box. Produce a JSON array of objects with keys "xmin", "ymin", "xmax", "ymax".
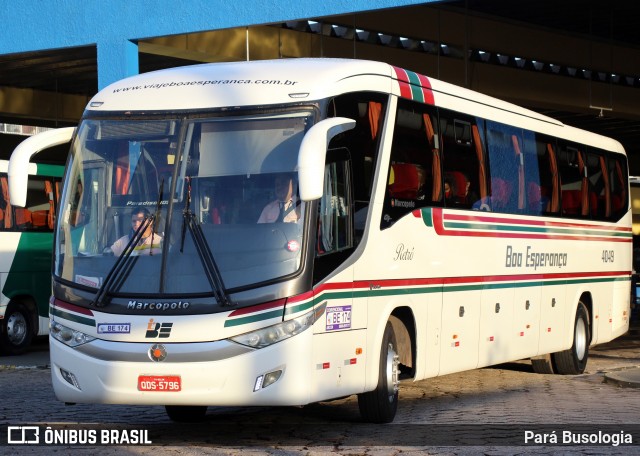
[
  {"xmin": 388, "ymin": 308, "xmax": 416, "ymax": 380},
  {"xmin": 0, "ymin": 296, "xmax": 36, "ymax": 355}
]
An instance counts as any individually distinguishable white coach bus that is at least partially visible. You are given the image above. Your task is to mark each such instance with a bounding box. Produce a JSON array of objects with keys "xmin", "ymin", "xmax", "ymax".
[
  {"xmin": 0, "ymin": 142, "xmax": 64, "ymax": 354},
  {"xmin": 10, "ymin": 59, "xmax": 631, "ymax": 423}
]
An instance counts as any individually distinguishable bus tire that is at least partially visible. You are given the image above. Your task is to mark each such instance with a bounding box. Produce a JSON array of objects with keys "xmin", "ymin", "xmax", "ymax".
[
  {"xmin": 0, "ymin": 301, "xmax": 33, "ymax": 355},
  {"xmin": 530, "ymin": 354, "xmax": 556, "ymax": 374},
  {"xmin": 165, "ymin": 405, "xmax": 208, "ymax": 422},
  {"xmin": 357, "ymin": 321, "xmax": 399, "ymax": 423},
  {"xmin": 552, "ymin": 302, "xmax": 590, "ymax": 375}
]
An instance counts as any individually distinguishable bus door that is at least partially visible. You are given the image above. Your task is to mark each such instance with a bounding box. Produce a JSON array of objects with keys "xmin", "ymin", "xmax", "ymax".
[{"xmin": 311, "ymin": 149, "xmax": 366, "ymax": 397}]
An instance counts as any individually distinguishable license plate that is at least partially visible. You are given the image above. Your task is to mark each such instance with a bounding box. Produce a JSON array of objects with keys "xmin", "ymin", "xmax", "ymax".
[{"xmin": 138, "ymin": 375, "xmax": 181, "ymax": 392}]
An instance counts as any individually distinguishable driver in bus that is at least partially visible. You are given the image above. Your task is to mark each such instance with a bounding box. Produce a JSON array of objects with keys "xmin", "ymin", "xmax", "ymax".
[
  {"xmin": 110, "ymin": 207, "xmax": 163, "ymax": 256},
  {"xmin": 257, "ymin": 174, "xmax": 300, "ymax": 223}
]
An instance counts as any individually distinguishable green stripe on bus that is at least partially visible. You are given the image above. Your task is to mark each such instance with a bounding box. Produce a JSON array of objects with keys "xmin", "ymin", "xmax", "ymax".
[
  {"xmin": 36, "ymin": 163, "xmax": 64, "ymax": 177},
  {"xmin": 444, "ymin": 221, "xmax": 631, "ymax": 238},
  {"xmin": 223, "ymin": 275, "xmax": 629, "ymax": 327},
  {"xmin": 283, "ymin": 299, "xmax": 315, "ymax": 316},
  {"xmin": 405, "ymin": 71, "xmax": 424, "ymax": 102},
  {"xmin": 50, "ymin": 307, "xmax": 96, "ymax": 327},
  {"xmin": 224, "ymin": 309, "xmax": 283, "ymax": 327},
  {"xmin": 421, "ymin": 208, "xmax": 433, "ymax": 227}
]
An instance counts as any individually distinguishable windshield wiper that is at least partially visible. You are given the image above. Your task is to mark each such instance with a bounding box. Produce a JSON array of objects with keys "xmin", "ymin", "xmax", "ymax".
[
  {"xmin": 92, "ymin": 180, "xmax": 165, "ymax": 308},
  {"xmin": 91, "ymin": 215, "xmax": 152, "ymax": 307},
  {"xmin": 180, "ymin": 177, "xmax": 233, "ymax": 307}
]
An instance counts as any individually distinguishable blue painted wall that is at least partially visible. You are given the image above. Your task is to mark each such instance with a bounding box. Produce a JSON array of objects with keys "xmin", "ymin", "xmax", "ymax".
[{"xmin": 0, "ymin": 0, "xmax": 432, "ymax": 88}]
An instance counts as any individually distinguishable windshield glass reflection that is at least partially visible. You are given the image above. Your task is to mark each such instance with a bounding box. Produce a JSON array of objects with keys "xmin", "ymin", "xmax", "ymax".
[{"xmin": 55, "ymin": 112, "xmax": 312, "ymax": 298}]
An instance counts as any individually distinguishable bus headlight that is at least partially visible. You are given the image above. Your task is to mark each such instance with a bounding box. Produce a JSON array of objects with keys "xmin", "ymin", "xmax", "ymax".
[
  {"xmin": 50, "ymin": 321, "xmax": 96, "ymax": 347},
  {"xmin": 230, "ymin": 303, "xmax": 325, "ymax": 349}
]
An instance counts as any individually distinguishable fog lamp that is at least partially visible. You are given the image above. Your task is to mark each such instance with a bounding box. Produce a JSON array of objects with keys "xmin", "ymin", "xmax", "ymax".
[{"xmin": 60, "ymin": 368, "xmax": 81, "ymax": 390}]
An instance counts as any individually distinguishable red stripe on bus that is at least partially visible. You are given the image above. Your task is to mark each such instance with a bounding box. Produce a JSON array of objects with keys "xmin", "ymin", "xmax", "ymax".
[
  {"xmin": 392, "ymin": 66, "xmax": 413, "ymax": 99},
  {"xmin": 444, "ymin": 212, "xmax": 632, "ymax": 232},
  {"xmin": 416, "ymin": 73, "xmax": 435, "ymax": 104},
  {"xmin": 433, "ymin": 209, "xmax": 631, "ymax": 242},
  {"xmin": 52, "ymin": 298, "xmax": 94, "ymax": 316},
  {"xmin": 312, "ymin": 270, "xmax": 630, "ymax": 293},
  {"xmin": 228, "ymin": 298, "xmax": 286, "ymax": 317}
]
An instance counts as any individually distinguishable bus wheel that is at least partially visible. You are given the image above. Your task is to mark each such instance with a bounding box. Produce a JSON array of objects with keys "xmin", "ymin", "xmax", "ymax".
[
  {"xmin": 0, "ymin": 302, "xmax": 33, "ymax": 355},
  {"xmin": 357, "ymin": 321, "xmax": 399, "ymax": 423},
  {"xmin": 553, "ymin": 302, "xmax": 590, "ymax": 375},
  {"xmin": 165, "ymin": 405, "xmax": 207, "ymax": 422}
]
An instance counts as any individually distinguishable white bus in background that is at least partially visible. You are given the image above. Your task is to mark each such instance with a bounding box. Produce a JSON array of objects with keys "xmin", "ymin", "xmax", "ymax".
[
  {"xmin": 10, "ymin": 59, "xmax": 630, "ymax": 423},
  {"xmin": 0, "ymin": 132, "xmax": 65, "ymax": 354}
]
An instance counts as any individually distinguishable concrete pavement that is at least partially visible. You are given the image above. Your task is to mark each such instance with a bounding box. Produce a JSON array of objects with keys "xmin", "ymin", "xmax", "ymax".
[{"xmin": 602, "ymin": 321, "xmax": 640, "ymax": 388}]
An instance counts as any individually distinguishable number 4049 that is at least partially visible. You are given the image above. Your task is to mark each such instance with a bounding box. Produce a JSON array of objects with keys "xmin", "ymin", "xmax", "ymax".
[{"xmin": 602, "ymin": 250, "xmax": 615, "ymax": 263}]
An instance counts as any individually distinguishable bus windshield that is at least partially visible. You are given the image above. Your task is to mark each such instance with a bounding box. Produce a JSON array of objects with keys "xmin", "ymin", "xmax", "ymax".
[{"xmin": 55, "ymin": 111, "xmax": 312, "ymax": 298}]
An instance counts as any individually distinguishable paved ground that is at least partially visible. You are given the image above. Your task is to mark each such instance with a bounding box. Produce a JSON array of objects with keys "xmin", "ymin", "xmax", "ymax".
[{"xmin": 1, "ymin": 333, "xmax": 639, "ymax": 455}]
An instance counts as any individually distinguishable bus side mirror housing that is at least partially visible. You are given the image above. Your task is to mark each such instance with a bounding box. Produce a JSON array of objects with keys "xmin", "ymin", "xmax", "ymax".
[
  {"xmin": 8, "ymin": 127, "xmax": 75, "ymax": 207},
  {"xmin": 298, "ymin": 117, "xmax": 355, "ymax": 201}
]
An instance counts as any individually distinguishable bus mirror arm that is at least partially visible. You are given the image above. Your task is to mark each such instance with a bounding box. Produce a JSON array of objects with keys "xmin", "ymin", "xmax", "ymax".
[
  {"xmin": 298, "ymin": 117, "xmax": 355, "ymax": 201},
  {"xmin": 8, "ymin": 127, "xmax": 76, "ymax": 207}
]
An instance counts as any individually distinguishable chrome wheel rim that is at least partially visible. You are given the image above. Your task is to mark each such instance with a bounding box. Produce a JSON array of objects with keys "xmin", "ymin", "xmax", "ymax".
[
  {"xmin": 575, "ymin": 317, "xmax": 587, "ymax": 361},
  {"xmin": 385, "ymin": 343, "xmax": 400, "ymax": 402},
  {"xmin": 6, "ymin": 311, "xmax": 27, "ymax": 345}
]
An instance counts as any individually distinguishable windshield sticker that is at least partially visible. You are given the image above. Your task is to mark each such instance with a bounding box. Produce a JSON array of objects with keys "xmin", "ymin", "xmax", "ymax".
[
  {"xmin": 75, "ymin": 274, "xmax": 102, "ymax": 288},
  {"xmin": 97, "ymin": 323, "xmax": 131, "ymax": 334},
  {"xmin": 125, "ymin": 200, "xmax": 169, "ymax": 206},
  {"xmin": 326, "ymin": 305, "xmax": 352, "ymax": 331}
]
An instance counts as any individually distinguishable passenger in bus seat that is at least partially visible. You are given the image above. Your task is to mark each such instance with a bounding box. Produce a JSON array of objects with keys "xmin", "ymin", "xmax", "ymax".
[
  {"xmin": 110, "ymin": 207, "xmax": 163, "ymax": 256},
  {"xmin": 472, "ymin": 177, "xmax": 511, "ymax": 212},
  {"xmin": 444, "ymin": 177, "xmax": 457, "ymax": 205},
  {"xmin": 527, "ymin": 182, "xmax": 549, "ymax": 214},
  {"xmin": 459, "ymin": 172, "xmax": 479, "ymax": 207},
  {"xmin": 257, "ymin": 174, "xmax": 300, "ymax": 223},
  {"xmin": 445, "ymin": 172, "xmax": 478, "ymax": 208},
  {"xmin": 489, "ymin": 177, "xmax": 511, "ymax": 212}
]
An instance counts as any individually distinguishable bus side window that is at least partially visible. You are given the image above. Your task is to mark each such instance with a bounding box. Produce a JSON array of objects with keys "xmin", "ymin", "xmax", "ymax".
[
  {"xmin": 313, "ymin": 154, "xmax": 354, "ymax": 284},
  {"xmin": 317, "ymin": 156, "xmax": 353, "ymax": 256},
  {"xmin": 0, "ymin": 174, "xmax": 10, "ymax": 229},
  {"xmin": 440, "ymin": 110, "xmax": 484, "ymax": 210},
  {"xmin": 522, "ymin": 133, "xmax": 560, "ymax": 216},
  {"xmin": 21, "ymin": 176, "xmax": 56, "ymax": 232},
  {"xmin": 586, "ymin": 150, "xmax": 609, "ymax": 220},
  {"xmin": 609, "ymin": 154, "xmax": 629, "ymax": 220},
  {"xmin": 558, "ymin": 143, "xmax": 589, "ymax": 218},
  {"xmin": 484, "ymin": 121, "xmax": 524, "ymax": 214},
  {"xmin": 382, "ymin": 99, "xmax": 439, "ymax": 228},
  {"xmin": 328, "ymin": 92, "xmax": 387, "ymax": 240}
]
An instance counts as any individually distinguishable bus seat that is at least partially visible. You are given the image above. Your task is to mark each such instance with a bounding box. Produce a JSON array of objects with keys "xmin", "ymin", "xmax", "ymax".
[
  {"xmin": 14, "ymin": 207, "xmax": 32, "ymax": 228},
  {"xmin": 611, "ymin": 194, "xmax": 623, "ymax": 214},
  {"xmin": 562, "ymin": 190, "xmax": 581, "ymax": 215},
  {"xmin": 590, "ymin": 192, "xmax": 598, "ymax": 216},
  {"xmin": 31, "ymin": 210, "xmax": 48, "ymax": 228},
  {"xmin": 389, "ymin": 163, "xmax": 420, "ymax": 199},
  {"xmin": 445, "ymin": 171, "xmax": 467, "ymax": 199}
]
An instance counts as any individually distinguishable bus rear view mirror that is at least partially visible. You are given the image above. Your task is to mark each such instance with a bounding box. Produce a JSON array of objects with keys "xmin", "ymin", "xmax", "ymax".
[
  {"xmin": 9, "ymin": 127, "xmax": 76, "ymax": 207},
  {"xmin": 298, "ymin": 117, "xmax": 355, "ymax": 201}
]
